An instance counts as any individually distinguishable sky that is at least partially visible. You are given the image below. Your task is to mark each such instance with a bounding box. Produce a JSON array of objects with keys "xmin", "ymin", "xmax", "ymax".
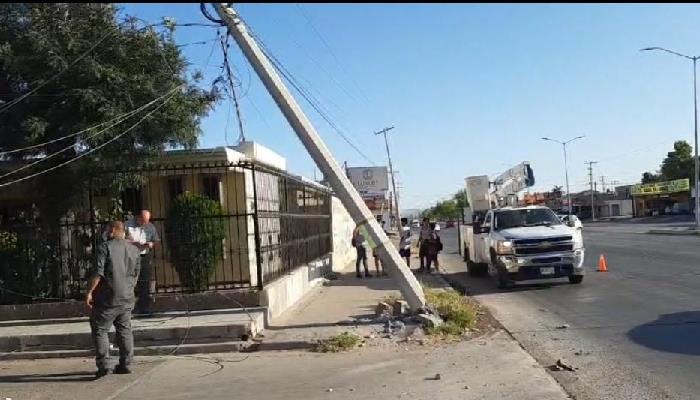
[{"xmin": 120, "ymin": 3, "xmax": 700, "ymax": 210}]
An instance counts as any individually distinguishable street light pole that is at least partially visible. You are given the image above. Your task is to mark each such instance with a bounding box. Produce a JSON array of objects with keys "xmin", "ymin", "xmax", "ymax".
[
  {"xmin": 542, "ymin": 136, "xmax": 585, "ymax": 215},
  {"xmin": 641, "ymin": 47, "xmax": 700, "ymax": 229}
]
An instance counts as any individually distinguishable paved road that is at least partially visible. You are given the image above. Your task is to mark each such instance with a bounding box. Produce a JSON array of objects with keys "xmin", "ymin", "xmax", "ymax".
[{"xmin": 439, "ymin": 224, "xmax": 700, "ymax": 400}]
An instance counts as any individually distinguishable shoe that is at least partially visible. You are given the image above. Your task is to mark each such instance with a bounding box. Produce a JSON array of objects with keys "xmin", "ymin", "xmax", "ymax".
[
  {"xmin": 114, "ymin": 364, "xmax": 132, "ymax": 375},
  {"xmin": 356, "ymin": 274, "xmax": 362, "ymax": 278},
  {"xmin": 365, "ymin": 273, "xmax": 372, "ymax": 278},
  {"xmin": 95, "ymin": 369, "xmax": 110, "ymax": 379}
]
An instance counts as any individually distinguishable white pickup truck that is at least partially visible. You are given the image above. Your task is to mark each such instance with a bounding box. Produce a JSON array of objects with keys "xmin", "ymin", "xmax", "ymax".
[{"xmin": 461, "ymin": 205, "xmax": 585, "ymax": 289}]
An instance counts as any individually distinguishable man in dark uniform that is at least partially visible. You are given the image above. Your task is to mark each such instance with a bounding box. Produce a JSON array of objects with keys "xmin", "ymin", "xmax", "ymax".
[{"xmin": 86, "ymin": 221, "xmax": 141, "ymax": 378}]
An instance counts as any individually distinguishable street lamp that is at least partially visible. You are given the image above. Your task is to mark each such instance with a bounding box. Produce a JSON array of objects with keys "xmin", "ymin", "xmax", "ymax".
[
  {"xmin": 641, "ymin": 46, "xmax": 700, "ymax": 229},
  {"xmin": 541, "ymin": 136, "xmax": 585, "ymax": 215}
]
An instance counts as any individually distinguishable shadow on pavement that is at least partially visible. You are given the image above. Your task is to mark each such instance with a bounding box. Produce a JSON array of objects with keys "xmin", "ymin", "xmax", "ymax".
[
  {"xmin": 0, "ymin": 371, "xmax": 96, "ymax": 383},
  {"xmin": 439, "ymin": 270, "xmax": 568, "ymax": 296},
  {"xmin": 627, "ymin": 311, "xmax": 700, "ymax": 356},
  {"xmin": 325, "ymin": 270, "xmax": 449, "ymax": 291}
]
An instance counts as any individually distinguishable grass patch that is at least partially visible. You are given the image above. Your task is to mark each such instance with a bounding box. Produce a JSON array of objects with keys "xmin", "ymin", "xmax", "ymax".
[
  {"xmin": 311, "ymin": 332, "xmax": 361, "ymax": 353},
  {"xmin": 424, "ymin": 289, "xmax": 477, "ymax": 336}
]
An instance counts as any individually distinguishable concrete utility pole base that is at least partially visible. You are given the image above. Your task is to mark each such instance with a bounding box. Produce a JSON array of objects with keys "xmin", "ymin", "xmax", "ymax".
[{"xmin": 214, "ymin": 3, "xmax": 426, "ymax": 310}]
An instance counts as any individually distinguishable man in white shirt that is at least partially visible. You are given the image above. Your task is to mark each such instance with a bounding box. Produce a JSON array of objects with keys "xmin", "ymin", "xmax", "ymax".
[{"xmin": 125, "ymin": 210, "xmax": 160, "ymax": 315}]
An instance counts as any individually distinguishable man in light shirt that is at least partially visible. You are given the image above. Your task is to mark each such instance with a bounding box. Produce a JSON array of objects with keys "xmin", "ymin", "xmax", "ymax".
[{"xmin": 125, "ymin": 210, "xmax": 160, "ymax": 316}]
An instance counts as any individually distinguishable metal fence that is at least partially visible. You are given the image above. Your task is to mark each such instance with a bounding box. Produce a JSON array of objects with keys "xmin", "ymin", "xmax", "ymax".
[
  {"xmin": 0, "ymin": 161, "xmax": 333, "ymax": 304},
  {"xmin": 253, "ymin": 165, "xmax": 332, "ymax": 284}
]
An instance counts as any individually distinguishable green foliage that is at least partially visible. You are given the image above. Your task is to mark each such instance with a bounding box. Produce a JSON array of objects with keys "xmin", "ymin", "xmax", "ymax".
[
  {"xmin": 424, "ymin": 289, "xmax": 477, "ymax": 337},
  {"xmin": 642, "ymin": 140, "xmax": 696, "ymax": 185},
  {"xmin": 0, "ymin": 4, "xmax": 219, "ymax": 219},
  {"xmin": 423, "ymin": 199, "xmax": 460, "ymax": 221},
  {"xmin": 0, "ymin": 224, "xmax": 55, "ymax": 304},
  {"xmin": 166, "ymin": 193, "xmax": 225, "ymax": 291},
  {"xmin": 453, "ymin": 189, "xmax": 469, "ymax": 209},
  {"xmin": 422, "ymin": 189, "xmax": 470, "ymax": 221},
  {"xmin": 311, "ymin": 332, "xmax": 361, "ymax": 353}
]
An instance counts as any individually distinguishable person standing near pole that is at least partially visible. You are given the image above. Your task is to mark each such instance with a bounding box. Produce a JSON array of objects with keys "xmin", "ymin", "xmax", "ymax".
[
  {"xmin": 399, "ymin": 226, "xmax": 412, "ymax": 268},
  {"xmin": 85, "ymin": 221, "xmax": 141, "ymax": 378},
  {"xmin": 352, "ymin": 225, "xmax": 371, "ymax": 278},
  {"xmin": 418, "ymin": 218, "xmax": 432, "ymax": 272},
  {"xmin": 125, "ymin": 210, "xmax": 160, "ymax": 316}
]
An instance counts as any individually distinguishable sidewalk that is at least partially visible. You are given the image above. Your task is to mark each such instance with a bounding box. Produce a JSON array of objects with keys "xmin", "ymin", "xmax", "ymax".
[
  {"xmin": 0, "ymin": 307, "xmax": 265, "ymax": 359},
  {"xmin": 0, "ymin": 258, "xmax": 571, "ymax": 400}
]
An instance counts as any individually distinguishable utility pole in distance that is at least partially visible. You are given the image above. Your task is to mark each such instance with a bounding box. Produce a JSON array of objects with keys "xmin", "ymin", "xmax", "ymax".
[
  {"xmin": 375, "ymin": 126, "xmax": 401, "ymax": 230},
  {"xmin": 214, "ymin": 4, "xmax": 426, "ymax": 310},
  {"xmin": 585, "ymin": 161, "xmax": 598, "ymax": 221}
]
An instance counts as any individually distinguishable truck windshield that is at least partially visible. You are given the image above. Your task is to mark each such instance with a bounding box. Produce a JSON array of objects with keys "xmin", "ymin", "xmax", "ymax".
[{"xmin": 494, "ymin": 209, "xmax": 562, "ymax": 230}]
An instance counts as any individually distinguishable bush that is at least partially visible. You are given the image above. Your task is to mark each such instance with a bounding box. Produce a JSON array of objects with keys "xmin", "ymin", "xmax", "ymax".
[
  {"xmin": 166, "ymin": 193, "xmax": 225, "ymax": 291},
  {"xmin": 425, "ymin": 289, "xmax": 477, "ymax": 336},
  {"xmin": 311, "ymin": 332, "xmax": 361, "ymax": 353}
]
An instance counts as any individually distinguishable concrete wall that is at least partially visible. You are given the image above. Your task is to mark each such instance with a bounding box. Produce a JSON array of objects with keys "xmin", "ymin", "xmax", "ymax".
[
  {"xmin": 260, "ymin": 255, "xmax": 331, "ymax": 321},
  {"xmin": 601, "ymin": 199, "xmax": 634, "ymax": 218},
  {"xmin": 331, "ymin": 196, "xmax": 355, "ymax": 272}
]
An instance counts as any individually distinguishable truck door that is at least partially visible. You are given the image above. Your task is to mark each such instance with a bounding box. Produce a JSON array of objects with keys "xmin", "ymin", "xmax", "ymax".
[{"xmin": 476, "ymin": 211, "xmax": 492, "ymax": 263}]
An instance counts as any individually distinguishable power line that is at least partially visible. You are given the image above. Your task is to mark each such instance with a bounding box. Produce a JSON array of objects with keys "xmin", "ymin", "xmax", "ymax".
[
  {"xmin": 0, "ymin": 87, "xmax": 181, "ymax": 189},
  {"xmin": 294, "ymin": 4, "xmax": 372, "ymax": 105},
  {"xmin": 221, "ymin": 34, "xmax": 246, "ymax": 143},
  {"xmin": 0, "ymin": 87, "xmax": 182, "ymax": 180},
  {"xmin": 1, "ymin": 89, "xmax": 181, "ymax": 156},
  {"xmin": 0, "ymin": 29, "xmax": 115, "ymax": 115},
  {"xmin": 248, "ymin": 29, "xmax": 375, "ymax": 165}
]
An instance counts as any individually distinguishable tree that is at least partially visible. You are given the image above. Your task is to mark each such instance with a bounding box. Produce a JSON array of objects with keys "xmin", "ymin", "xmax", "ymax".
[
  {"xmin": 166, "ymin": 193, "xmax": 225, "ymax": 292},
  {"xmin": 641, "ymin": 172, "xmax": 660, "ymax": 184},
  {"xmin": 453, "ymin": 189, "xmax": 469, "ymax": 210},
  {"xmin": 660, "ymin": 140, "xmax": 694, "ymax": 181},
  {"xmin": 0, "ymin": 4, "xmax": 219, "ymax": 220},
  {"xmin": 641, "ymin": 140, "xmax": 695, "ymax": 185}
]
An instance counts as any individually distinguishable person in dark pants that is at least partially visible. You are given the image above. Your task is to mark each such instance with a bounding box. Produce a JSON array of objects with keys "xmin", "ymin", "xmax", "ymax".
[
  {"xmin": 417, "ymin": 218, "xmax": 432, "ymax": 272},
  {"xmin": 86, "ymin": 221, "xmax": 141, "ymax": 379},
  {"xmin": 352, "ymin": 226, "xmax": 371, "ymax": 278},
  {"xmin": 425, "ymin": 223, "xmax": 442, "ymax": 273},
  {"xmin": 125, "ymin": 210, "xmax": 160, "ymax": 316},
  {"xmin": 399, "ymin": 226, "xmax": 412, "ymax": 267}
]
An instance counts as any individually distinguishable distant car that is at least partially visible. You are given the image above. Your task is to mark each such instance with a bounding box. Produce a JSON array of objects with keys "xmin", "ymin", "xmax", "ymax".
[
  {"xmin": 558, "ymin": 214, "xmax": 583, "ymax": 230},
  {"xmin": 446, "ymin": 221, "xmax": 455, "ymax": 228}
]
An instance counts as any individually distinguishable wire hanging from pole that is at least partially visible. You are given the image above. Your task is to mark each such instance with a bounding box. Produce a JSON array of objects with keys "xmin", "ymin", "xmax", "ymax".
[{"xmin": 221, "ymin": 32, "xmax": 246, "ymax": 143}]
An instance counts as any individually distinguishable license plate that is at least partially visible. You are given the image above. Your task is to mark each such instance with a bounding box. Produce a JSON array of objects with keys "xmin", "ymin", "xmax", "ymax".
[{"xmin": 540, "ymin": 267, "xmax": 555, "ymax": 275}]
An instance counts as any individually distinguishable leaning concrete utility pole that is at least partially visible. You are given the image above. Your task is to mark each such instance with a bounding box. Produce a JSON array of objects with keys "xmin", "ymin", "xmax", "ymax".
[
  {"xmin": 214, "ymin": 4, "xmax": 426, "ymax": 310},
  {"xmin": 375, "ymin": 126, "xmax": 401, "ymax": 230}
]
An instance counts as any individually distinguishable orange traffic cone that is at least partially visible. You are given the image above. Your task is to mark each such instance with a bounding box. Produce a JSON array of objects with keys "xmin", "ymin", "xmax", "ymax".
[{"xmin": 597, "ymin": 254, "xmax": 608, "ymax": 272}]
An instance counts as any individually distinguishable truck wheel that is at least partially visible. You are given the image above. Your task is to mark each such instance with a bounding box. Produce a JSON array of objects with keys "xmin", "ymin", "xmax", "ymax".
[
  {"xmin": 491, "ymin": 254, "xmax": 513, "ymax": 289},
  {"xmin": 497, "ymin": 269, "xmax": 513, "ymax": 289},
  {"xmin": 568, "ymin": 275, "xmax": 584, "ymax": 284},
  {"xmin": 465, "ymin": 248, "xmax": 487, "ymax": 277}
]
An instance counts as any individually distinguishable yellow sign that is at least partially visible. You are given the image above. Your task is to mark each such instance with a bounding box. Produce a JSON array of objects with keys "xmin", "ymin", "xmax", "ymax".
[{"xmin": 631, "ymin": 178, "xmax": 690, "ymax": 196}]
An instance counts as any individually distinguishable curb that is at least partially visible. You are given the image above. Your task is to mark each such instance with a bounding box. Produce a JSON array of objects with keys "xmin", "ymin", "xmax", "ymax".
[{"xmin": 647, "ymin": 229, "xmax": 700, "ymax": 236}]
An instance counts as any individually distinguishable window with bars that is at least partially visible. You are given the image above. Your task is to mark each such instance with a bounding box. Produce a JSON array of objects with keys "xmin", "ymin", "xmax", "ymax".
[{"xmin": 201, "ymin": 174, "xmax": 222, "ymax": 203}]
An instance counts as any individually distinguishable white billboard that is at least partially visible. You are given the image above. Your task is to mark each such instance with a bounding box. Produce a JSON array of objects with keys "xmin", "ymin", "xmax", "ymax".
[{"xmin": 347, "ymin": 166, "xmax": 389, "ymax": 192}]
